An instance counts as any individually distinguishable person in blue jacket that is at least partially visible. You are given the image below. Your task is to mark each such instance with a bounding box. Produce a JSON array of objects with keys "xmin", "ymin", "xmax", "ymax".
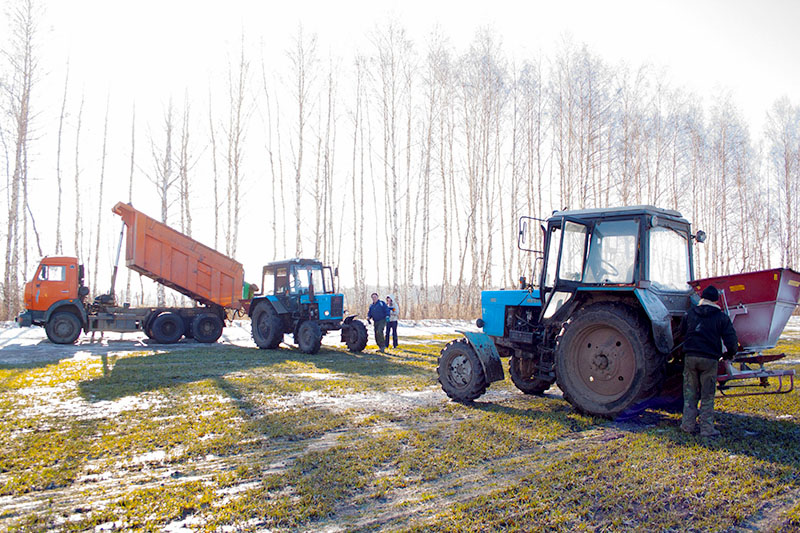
[{"xmin": 367, "ymin": 292, "xmax": 390, "ymax": 353}]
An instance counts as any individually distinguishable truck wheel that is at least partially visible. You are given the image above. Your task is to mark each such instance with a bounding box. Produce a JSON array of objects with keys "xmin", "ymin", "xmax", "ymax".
[
  {"xmin": 297, "ymin": 321, "xmax": 322, "ymax": 354},
  {"xmin": 437, "ymin": 338, "xmax": 487, "ymax": 402},
  {"xmin": 192, "ymin": 313, "xmax": 224, "ymax": 343},
  {"xmin": 344, "ymin": 320, "xmax": 368, "ymax": 352},
  {"xmin": 151, "ymin": 312, "xmax": 185, "ymax": 344},
  {"xmin": 509, "ymin": 356, "xmax": 551, "ymax": 395},
  {"xmin": 45, "ymin": 312, "xmax": 82, "ymax": 344},
  {"xmin": 252, "ymin": 305, "xmax": 282, "ymax": 349},
  {"xmin": 555, "ymin": 303, "xmax": 664, "ymax": 418}
]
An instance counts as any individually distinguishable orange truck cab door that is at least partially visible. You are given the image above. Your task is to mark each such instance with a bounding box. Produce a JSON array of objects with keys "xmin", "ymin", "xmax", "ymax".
[{"xmin": 25, "ymin": 257, "xmax": 80, "ymax": 312}]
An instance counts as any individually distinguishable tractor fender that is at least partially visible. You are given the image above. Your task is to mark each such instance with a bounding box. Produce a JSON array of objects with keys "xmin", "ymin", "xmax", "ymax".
[
  {"xmin": 248, "ymin": 296, "xmax": 288, "ymax": 317},
  {"xmin": 44, "ymin": 299, "xmax": 88, "ymax": 329},
  {"xmin": 634, "ymin": 288, "xmax": 674, "ymax": 353},
  {"xmin": 458, "ymin": 330, "xmax": 505, "ymax": 383},
  {"xmin": 343, "ymin": 314, "xmax": 359, "ymax": 325}
]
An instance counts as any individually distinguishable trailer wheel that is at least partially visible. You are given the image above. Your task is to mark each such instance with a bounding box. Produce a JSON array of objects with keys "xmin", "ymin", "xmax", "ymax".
[
  {"xmin": 45, "ymin": 312, "xmax": 82, "ymax": 344},
  {"xmin": 297, "ymin": 321, "xmax": 322, "ymax": 354},
  {"xmin": 555, "ymin": 303, "xmax": 664, "ymax": 418},
  {"xmin": 151, "ymin": 312, "xmax": 185, "ymax": 344},
  {"xmin": 344, "ymin": 319, "xmax": 368, "ymax": 352},
  {"xmin": 437, "ymin": 338, "xmax": 487, "ymax": 402},
  {"xmin": 252, "ymin": 304, "xmax": 282, "ymax": 349},
  {"xmin": 192, "ymin": 313, "xmax": 224, "ymax": 343},
  {"xmin": 509, "ymin": 356, "xmax": 551, "ymax": 395}
]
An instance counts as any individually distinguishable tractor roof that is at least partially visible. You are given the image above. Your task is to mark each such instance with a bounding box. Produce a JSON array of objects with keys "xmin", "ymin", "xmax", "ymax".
[
  {"xmin": 547, "ymin": 205, "xmax": 689, "ymax": 225},
  {"xmin": 264, "ymin": 258, "xmax": 324, "ymax": 269}
]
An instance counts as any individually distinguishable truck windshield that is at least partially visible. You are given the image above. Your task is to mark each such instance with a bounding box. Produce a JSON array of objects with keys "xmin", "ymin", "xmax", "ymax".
[
  {"xmin": 584, "ymin": 220, "xmax": 639, "ymax": 284},
  {"xmin": 649, "ymin": 226, "xmax": 691, "ymax": 291}
]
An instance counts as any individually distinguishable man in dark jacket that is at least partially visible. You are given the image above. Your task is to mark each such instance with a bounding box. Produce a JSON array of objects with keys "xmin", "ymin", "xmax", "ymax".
[
  {"xmin": 367, "ymin": 293, "xmax": 390, "ymax": 353},
  {"xmin": 679, "ymin": 285, "xmax": 738, "ymax": 437}
]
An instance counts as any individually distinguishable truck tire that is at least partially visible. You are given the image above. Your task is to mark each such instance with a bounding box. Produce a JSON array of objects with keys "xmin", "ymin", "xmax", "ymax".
[
  {"xmin": 437, "ymin": 338, "xmax": 487, "ymax": 402},
  {"xmin": 252, "ymin": 304, "xmax": 282, "ymax": 349},
  {"xmin": 297, "ymin": 321, "xmax": 322, "ymax": 354},
  {"xmin": 151, "ymin": 312, "xmax": 185, "ymax": 344},
  {"xmin": 45, "ymin": 311, "xmax": 82, "ymax": 344},
  {"xmin": 555, "ymin": 303, "xmax": 664, "ymax": 418},
  {"xmin": 509, "ymin": 356, "xmax": 551, "ymax": 395},
  {"xmin": 344, "ymin": 320, "xmax": 368, "ymax": 352},
  {"xmin": 192, "ymin": 313, "xmax": 224, "ymax": 343}
]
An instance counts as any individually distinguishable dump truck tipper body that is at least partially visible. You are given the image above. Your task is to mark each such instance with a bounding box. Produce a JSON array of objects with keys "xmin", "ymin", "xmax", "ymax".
[
  {"xmin": 17, "ymin": 202, "xmax": 247, "ymax": 345},
  {"xmin": 112, "ymin": 202, "xmax": 244, "ymax": 310}
]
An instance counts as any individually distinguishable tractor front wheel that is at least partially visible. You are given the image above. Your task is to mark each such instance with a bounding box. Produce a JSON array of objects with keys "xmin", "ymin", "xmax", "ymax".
[
  {"xmin": 297, "ymin": 321, "xmax": 322, "ymax": 354},
  {"xmin": 344, "ymin": 320, "xmax": 368, "ymax": 352},
  {"xmin": 437, "ymin": 338, "xmax": 487, "ymax": 402},
  {"xmin": 509, "ymin": 356, "xmax": 551, "ymax": 395},
  {"xmin": 555, "ymin": 303, "xmax": 663, "ymax": 418}
]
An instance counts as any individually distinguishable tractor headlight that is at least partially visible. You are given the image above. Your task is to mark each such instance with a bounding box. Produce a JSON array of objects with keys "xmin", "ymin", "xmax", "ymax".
[{"xmin": 324, "ymin": 310, "xmax": 330, "ymax": 316}]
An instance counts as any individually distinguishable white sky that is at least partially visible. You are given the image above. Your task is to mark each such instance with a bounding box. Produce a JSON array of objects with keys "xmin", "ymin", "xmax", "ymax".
[
  {"xmin": 4, "ymin": 0, "xmax": 800, "ymax": 290},
  {"xmin": 39, "ymin": 0, "xmax": 800, "ymax": 133}
]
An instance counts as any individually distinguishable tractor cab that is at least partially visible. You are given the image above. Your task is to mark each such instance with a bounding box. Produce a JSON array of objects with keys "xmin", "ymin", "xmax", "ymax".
[
  {"xmin": 523, "ymin": 206, "xmax": 699, "ymax": 333},
  {"xmin": 259, "ymin": 258, "xmax": 343, "ymax": 321}
]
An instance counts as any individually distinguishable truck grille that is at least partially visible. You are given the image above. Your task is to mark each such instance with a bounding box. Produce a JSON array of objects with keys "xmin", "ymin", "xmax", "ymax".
[{"xmin": 331, "ymin": 295, "xmax": 344, "ymax": 317}]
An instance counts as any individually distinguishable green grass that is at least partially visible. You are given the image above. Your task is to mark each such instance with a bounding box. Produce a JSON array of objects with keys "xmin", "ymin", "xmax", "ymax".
[{"xmin": 1, "ymin": 338, "xmax": 799, "ymax": 532}]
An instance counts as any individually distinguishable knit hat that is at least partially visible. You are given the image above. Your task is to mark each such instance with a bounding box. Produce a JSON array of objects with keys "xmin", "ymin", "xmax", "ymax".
[{"xmin": 701, "ymin": 285, "xmax": 719, "ymax": 302}]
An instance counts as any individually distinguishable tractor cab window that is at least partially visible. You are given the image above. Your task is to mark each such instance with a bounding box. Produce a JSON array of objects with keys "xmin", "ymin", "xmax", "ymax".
[
  {"xmin": 310, "ymin": 267, "xmax": 325, "ymax": 294},
  {"xmin": 559, "ymin": 222, "xmax": 588, "ymax": 281},
  {"xmin": 274, "ymin": 268, "xmax": 289, "ymax": 294},
  {"xmin": 291, "ymin": 267, "xmax": 311, "ymax": 294},
  {"xmin": 38, "ymin": 265, "xmax": 66, "ymax": 282},
  {"xmin": 584, "ymin": 220, "xmax": 639, "ymax": 284},
  {"xmin": 544, "ymin": 226, "xmax": 561, "ymax": 289},
  {"xmin": 649, "ymin": 226, "xmax": 691, "ymax": 291}
]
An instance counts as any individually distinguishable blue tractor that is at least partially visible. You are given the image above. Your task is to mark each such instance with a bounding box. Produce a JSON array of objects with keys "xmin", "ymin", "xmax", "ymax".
[
  {"xmin": 249, "ymin": 258, "xmax": 368, "ymax": 354},
  {"xmin": 438, "ymin": 206, "xmax": 705, "ymax": 418}
]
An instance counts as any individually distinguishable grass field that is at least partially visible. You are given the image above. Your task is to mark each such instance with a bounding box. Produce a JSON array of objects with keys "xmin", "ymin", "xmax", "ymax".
[{"xmin": 1, "ymin": 336, "xmax": 799, "ymax": 532}]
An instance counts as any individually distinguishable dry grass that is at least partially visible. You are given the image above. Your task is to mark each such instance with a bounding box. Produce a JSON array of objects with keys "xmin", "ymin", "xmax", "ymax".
[{"xmin": 1, "ymin": 337, "xmax": 799, "ymax": 531}]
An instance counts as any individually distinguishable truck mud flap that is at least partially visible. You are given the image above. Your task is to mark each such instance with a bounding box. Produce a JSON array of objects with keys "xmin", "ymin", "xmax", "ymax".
[{"xmin": 459, "ymin": 330, "xmax": 505, "ymax": 383}]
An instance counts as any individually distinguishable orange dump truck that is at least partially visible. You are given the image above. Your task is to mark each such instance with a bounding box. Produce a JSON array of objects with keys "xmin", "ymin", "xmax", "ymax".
[{"xmin": 16, "ymin": 202, "xmax": 247, "ymax": 344}]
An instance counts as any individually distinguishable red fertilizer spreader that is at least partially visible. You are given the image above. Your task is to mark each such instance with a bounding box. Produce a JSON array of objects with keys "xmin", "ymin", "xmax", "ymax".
[{"xmin": 691, "ymin": 268, "xmax": 800, "ymax": 397}]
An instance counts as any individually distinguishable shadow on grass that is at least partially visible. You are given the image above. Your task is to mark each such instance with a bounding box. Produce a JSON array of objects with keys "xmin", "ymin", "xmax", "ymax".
[{"xmin": 77, "ymin": 344, "xmax": 431, "ymax": 403}]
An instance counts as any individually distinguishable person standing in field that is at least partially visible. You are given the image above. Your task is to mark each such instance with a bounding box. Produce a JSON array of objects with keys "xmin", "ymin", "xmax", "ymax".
[
  {"xmin": 367, "ymin": 292, "xmax": 390, "ymax": 353},
  {"xmin": 385, "ymin": 294, "xmax": 399, "ymax": 349},
  {"xmin": 679, "ymin": 285, "xmax": 738, "ymax": 437}
]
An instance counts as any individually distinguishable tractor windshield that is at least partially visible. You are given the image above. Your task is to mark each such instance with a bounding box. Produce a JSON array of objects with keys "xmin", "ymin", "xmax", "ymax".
[
  {"xmin": 649, "ymin": 226, "xmax": 691, "ymax": 291},
  {"xmin": 584, "ymin": 220, "xmax": 639, "ymax": 284}
]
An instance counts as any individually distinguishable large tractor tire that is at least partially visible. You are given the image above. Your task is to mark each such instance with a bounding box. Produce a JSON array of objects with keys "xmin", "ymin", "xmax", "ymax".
[
  {"xmin": 509, "ymin": 356, "xmax": 551, "ymax": 395},
  {"xmin": 151, "ymin": 312, "xmax": 185, "ymax": 344},
  {"xmin": 437, "ymin": 338, "xmax": 488, "ymax": 402},
  {"xmin": 252, "ymin": 304, "xmax": 283, "ymax": 349},
  {"xmin": 45, "ymin": 311, "xmax": 82, "ymax": 344},
  {"xmin": 192, "ymin": 313, "xmax": 224, "ymax": 343},
  {"xmin": 555, "ymin": 303, "xmax": 664, "ymax": 418},
  {"xmin": 296, "ymin": 321, "xmax": 322, "ymax": 354},
  {"xmin": 343, "ymin": 320, "xmax": 368, "ymax": 353}
]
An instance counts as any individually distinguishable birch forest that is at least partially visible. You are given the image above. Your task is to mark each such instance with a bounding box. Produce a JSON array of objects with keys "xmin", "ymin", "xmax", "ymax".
[{"xmin": 2, "ymin": 1, "xmax": 800, "ymax": 320}]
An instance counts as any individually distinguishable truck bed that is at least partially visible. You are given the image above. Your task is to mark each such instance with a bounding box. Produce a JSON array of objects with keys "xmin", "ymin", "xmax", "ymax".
[{"xmin": 112, "ymin": 202, "xmax": 244, "ymax": 310}]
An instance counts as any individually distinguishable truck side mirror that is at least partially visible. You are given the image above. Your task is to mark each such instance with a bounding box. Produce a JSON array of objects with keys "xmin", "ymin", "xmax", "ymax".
[{"xmin": 694, "ymin": 230, "xmax": 707, "ymax": 243}]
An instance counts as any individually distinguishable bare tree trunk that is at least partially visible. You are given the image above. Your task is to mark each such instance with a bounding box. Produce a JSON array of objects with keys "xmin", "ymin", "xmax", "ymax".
[
  {"xmin": 125, "ymin": 103, "xmax": 135, "ymax": 302},
  {"xmin": 92, "ymin": 95, "xmax": 110, "ymax": 294},
  {"xmin": 225, "ymin": 33, "xmax": 251, "ymax": 259},
  {"xmin": 73, "ymin": 95, "xmax": 84, "ymax": 259},
  {"xmin": 55, "ymin": 61, "xmax": 69, "ymax": 255}
]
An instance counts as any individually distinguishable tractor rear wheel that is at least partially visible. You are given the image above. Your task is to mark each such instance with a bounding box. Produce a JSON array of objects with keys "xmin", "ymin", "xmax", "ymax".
[
  {"xmin": 437, "ymin": 338, "xmax": 487, "ymax": 402},
  {"xmin": 297, "ymin": 321, "xmax": 322, "ymax": 354},
  {"xmin": 555, "ymin": 303, "xmax": 664, "ymax": 418},
  {"xmin": 45, "ymin": 311, "xmax": 82, "ymax": 344},
  {"xmin": 252, "ymin": 304, "xmax": 283, "ymax": 349},
  {"xmin": 151, "ymin": 312, "xmax": 185, "ymax": 344},
  {"xmin": 344, "ymin": 320, "xmax": 368, "ymax": 352},
  {"xmin": 509, "ymin": 356, "xmax": 551, "ymax": 395},
  {"xmin": 192, "ymin": 313, "xmax": 224, "ymax": 343}
]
